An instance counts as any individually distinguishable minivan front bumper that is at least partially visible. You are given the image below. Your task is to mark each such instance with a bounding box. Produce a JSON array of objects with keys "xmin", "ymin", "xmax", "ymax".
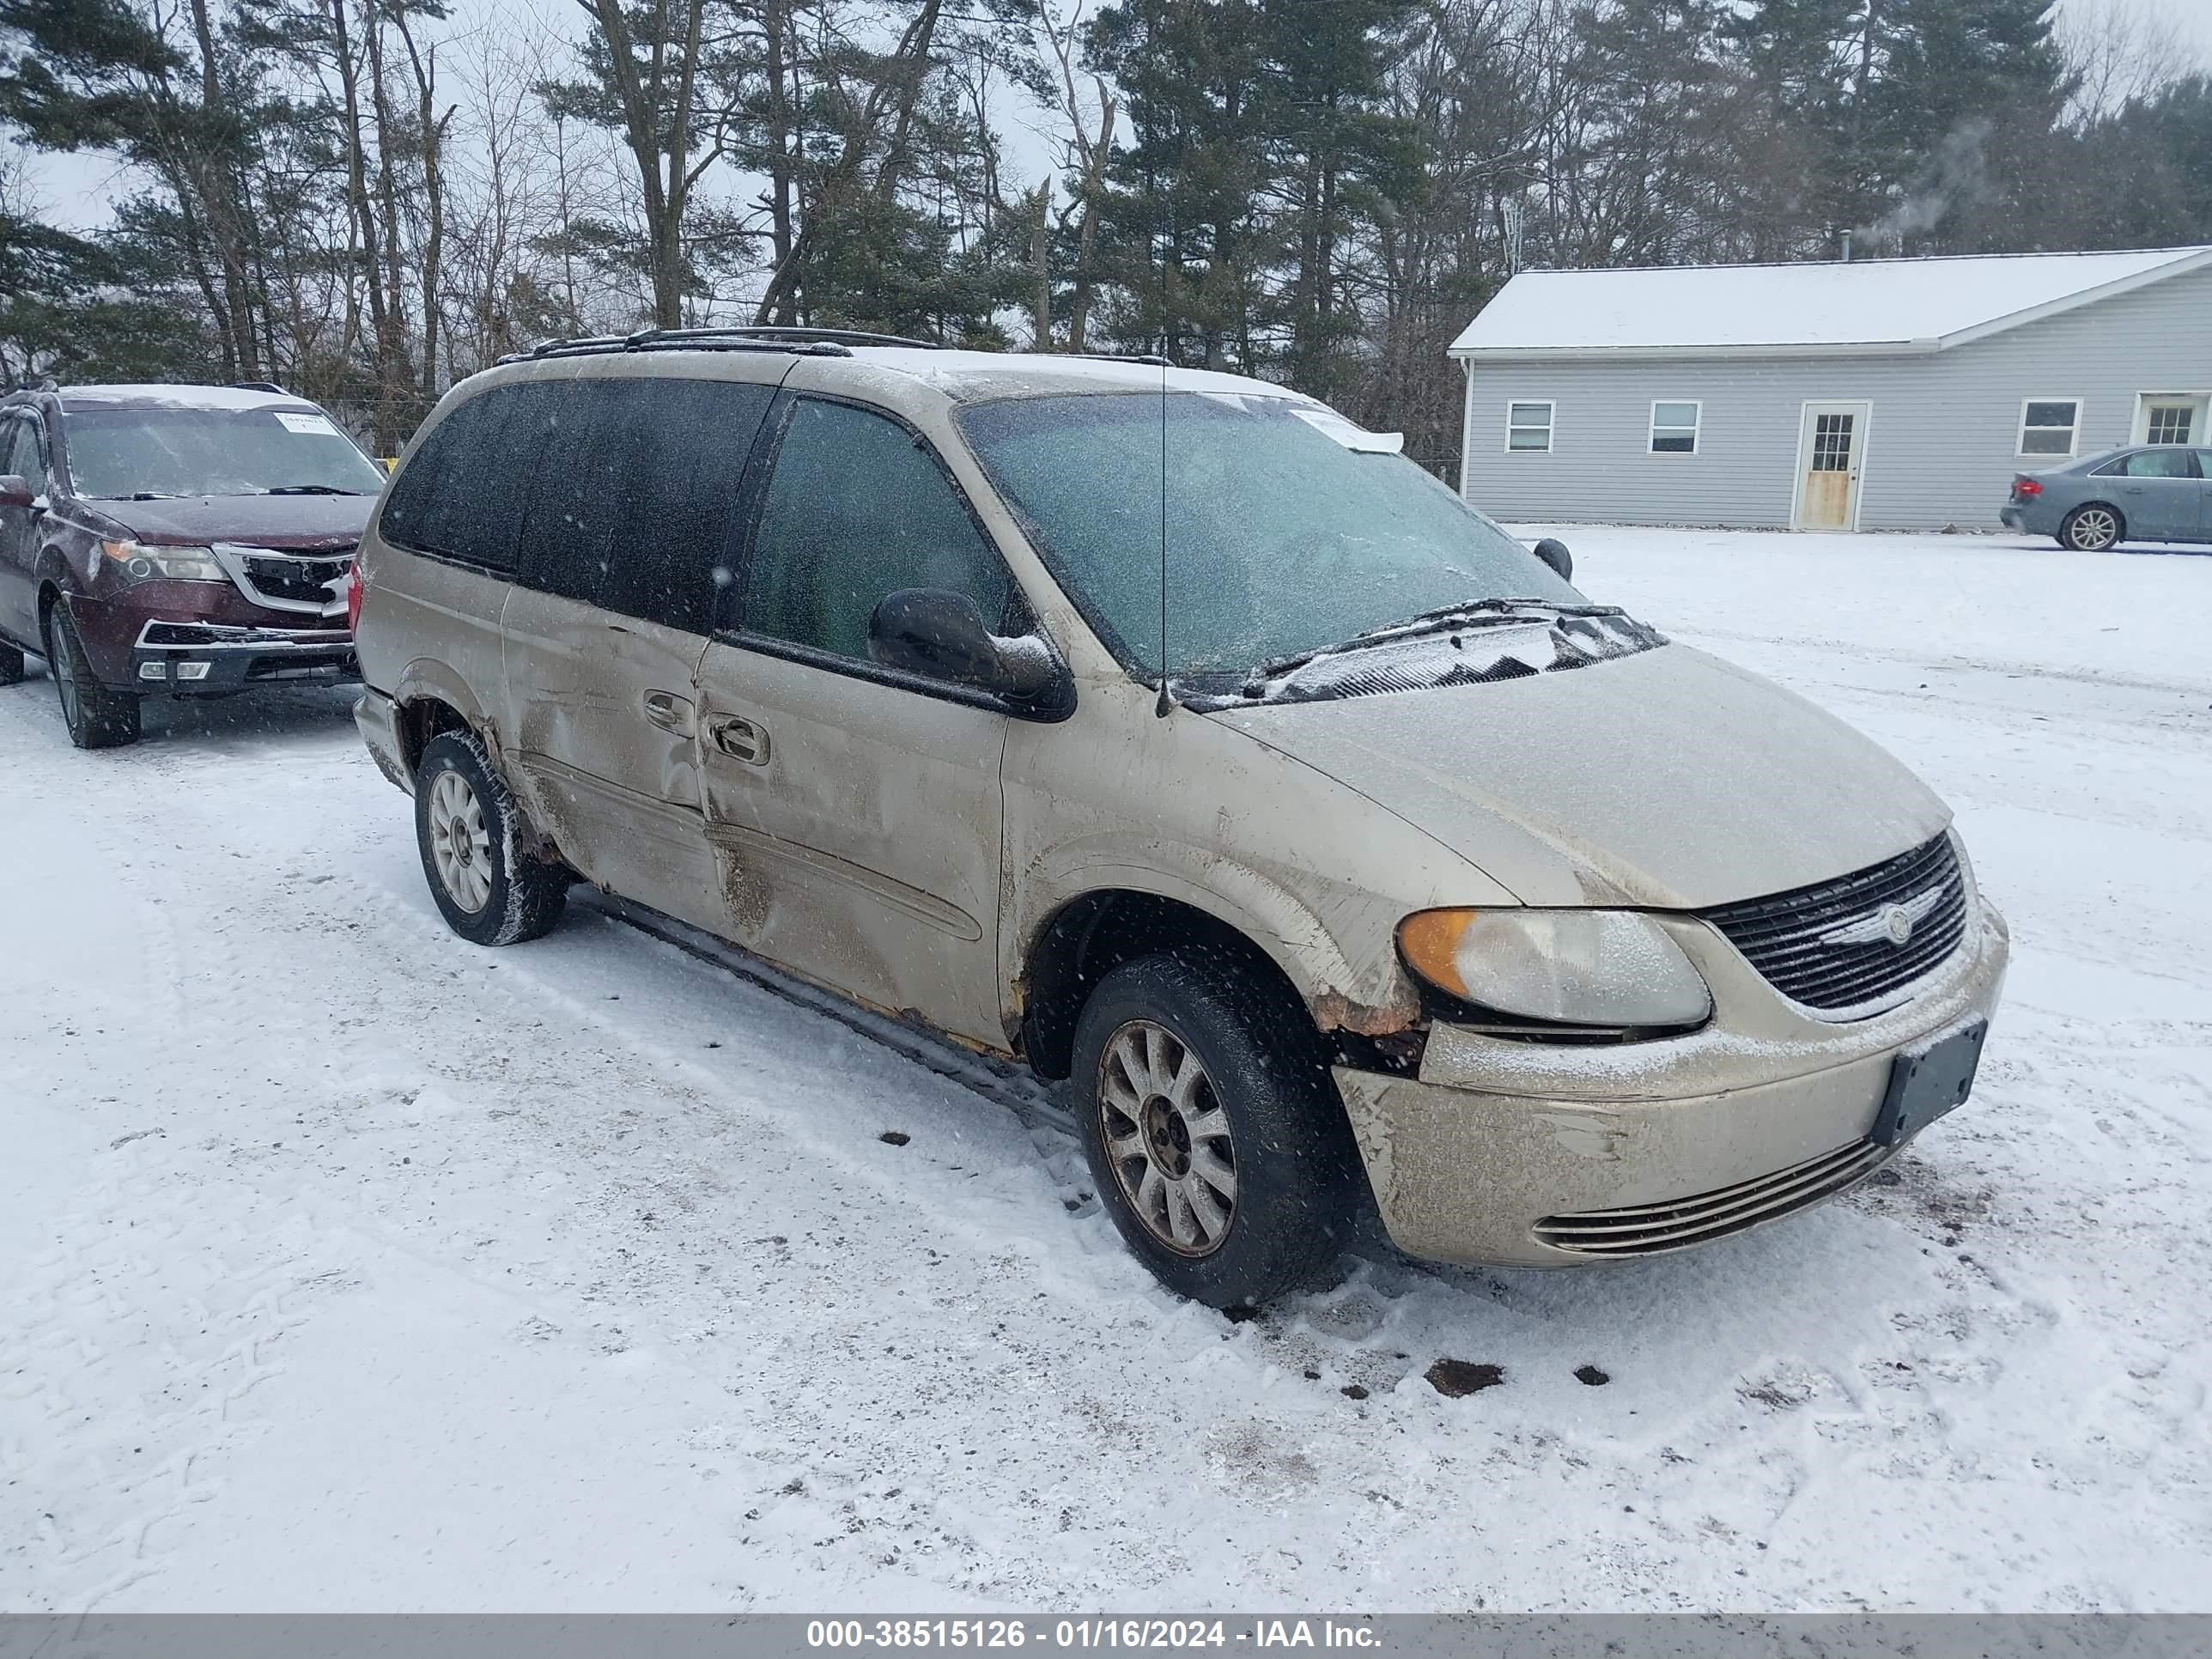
[{"xmin": 1334, "ymin": 901, "xmax": 2009, "ymax": 1267}]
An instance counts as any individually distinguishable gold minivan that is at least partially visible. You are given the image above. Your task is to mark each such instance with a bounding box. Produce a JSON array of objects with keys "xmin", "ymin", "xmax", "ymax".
[{"xmin": 353, "ymin": 329, "xmax": 2008, "ymax": 1308}]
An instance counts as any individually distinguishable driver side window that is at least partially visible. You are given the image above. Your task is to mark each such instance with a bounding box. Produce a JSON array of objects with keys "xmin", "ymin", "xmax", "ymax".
[
  {"xmin": 6, "ymin": 416, "xmax": 48, "ymax": 496},
  {"xmin": 740, "ymin": 398, "xmax": 1014, "ymax": 665}
]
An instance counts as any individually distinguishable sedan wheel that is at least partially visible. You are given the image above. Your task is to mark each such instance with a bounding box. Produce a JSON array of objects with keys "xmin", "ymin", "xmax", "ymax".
[
  {"xmin": 427, "ymin": 767, "xmax": 495, "ymax": 914},
  {"xmin": 1098, "ymin": 1018, "xmax": 1239, "ymax": 1256},
  {"xmin": 2062, "ymin": 505, "xmax": 2123, "ymax": 552}
]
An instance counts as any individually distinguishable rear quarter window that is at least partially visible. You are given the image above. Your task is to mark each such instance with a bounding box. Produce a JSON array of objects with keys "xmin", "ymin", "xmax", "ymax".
[
  {"xmin": 514, "ymin": 377, "xmax": 775, "ymax": 635},
  {"xmin": 380, "ymin": 382, "xmax": 562, "ymax": 572}
]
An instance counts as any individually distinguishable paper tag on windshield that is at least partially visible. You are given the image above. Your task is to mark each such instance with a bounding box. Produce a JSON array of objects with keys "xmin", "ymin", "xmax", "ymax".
[
  {"xmin": 1289, "ymin": 406, "xmax": 1405, "ymax": 453},
  {"xmin": 273, "ymin": 411, "xmax": 342, "ymax": 437}
]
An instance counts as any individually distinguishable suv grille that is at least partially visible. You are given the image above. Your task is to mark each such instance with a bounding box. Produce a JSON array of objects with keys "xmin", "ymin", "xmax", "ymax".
[
  {"xmin": 1534, "ymin": 1139, "xmax": 1886, "ymax": 1256},
  {"xmin": 1701, "ymin": 834, "xmax": 1967, "ymax": 1016},
  {"xmin": 241, "ymin": 551, "xmax": 354, "ymax": 607}
]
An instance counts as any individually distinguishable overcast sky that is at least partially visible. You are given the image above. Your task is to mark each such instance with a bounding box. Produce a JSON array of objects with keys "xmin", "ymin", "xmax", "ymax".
[{"xmin": 12, "ymin": 0, "xmax": 2212, "ymax": 236}]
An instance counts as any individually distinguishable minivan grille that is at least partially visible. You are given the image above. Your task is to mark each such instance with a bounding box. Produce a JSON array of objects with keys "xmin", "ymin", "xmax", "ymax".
[
  {"xmin": 1534, "ymin": 1139, "xmax": 1887, "ymax": 1256},
  {"xmin": 1700, "ymin": 834, "xmax": 1967, "ymax": 1017}
]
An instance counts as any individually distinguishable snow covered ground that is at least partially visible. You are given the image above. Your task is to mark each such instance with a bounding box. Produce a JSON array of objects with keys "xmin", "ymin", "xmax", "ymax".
[{"xmin": 3, "ymin": 526, "xmax": 2209, "ymax": 1613}]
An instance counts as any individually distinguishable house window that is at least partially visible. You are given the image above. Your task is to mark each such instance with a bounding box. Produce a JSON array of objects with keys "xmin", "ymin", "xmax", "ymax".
[
  {"xmin": 2147, "ymin": 404, "xmax": 2195, "ymax": 446},
  {"xmin": 2018, "ymin": 398, "xmax": 2081, "ymax": 458},
  {"xmin": 1506, "ymin": 402, "xmax": 1553, "ymax": 452},
  {"xmin": 1650, "ymin": 400, "xmax": 1701, "ymax": 454}
]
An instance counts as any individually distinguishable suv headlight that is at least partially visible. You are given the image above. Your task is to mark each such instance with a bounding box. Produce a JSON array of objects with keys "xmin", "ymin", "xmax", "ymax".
[
  {"xmin": 1398, "ymin": 908, "xmax": 1712, "ymax": 1027},
  {"xmin": 100, "ymin": 539, "xmax": 227, "ymax": 583}
]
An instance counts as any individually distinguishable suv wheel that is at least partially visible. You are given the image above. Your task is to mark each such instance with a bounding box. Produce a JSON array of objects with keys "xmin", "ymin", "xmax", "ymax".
[
  {"xmin": 414, "ymin": 728, "xmax": 569, "ymax": 945},
  {"xmin": 43, "ymin": 605, "xmax": 141, "ymax": 749},
  {"xmin": 0, "ymin": 640, "xmax": 22, "ymax": 685},
  {"xmin": 2060, "ymin": 504, "xmax": 2124, "ymax": 552},
  {"xmin": 1072, "ymin": 951, "xmax": 1361, "ymax": 1310}
]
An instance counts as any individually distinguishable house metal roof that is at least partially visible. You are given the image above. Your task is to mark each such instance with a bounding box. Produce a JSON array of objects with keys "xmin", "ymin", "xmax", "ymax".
[{"xmin": 1449, "ymin": 246, "xmax": 2212, "ymax": 361}]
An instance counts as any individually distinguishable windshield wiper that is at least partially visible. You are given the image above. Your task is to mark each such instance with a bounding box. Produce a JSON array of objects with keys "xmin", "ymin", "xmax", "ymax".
[
  {"xmin": 264, "ymin": 484, "xmax": 363, "ymax": 495},
  {"xmin": 1243, "ymin": 598, "xmax": 1621, "ymax": 690}
]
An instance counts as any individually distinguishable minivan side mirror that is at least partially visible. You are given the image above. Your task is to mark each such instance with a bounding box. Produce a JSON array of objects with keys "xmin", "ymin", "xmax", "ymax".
[
  {"xmin": 868, "ymin": 587, "xmax": 1072, "ymax": 716},
  {"xmin": 1532, "ymin": 537, "xmax": 1573, "ymax": 581},
  {"xmin": 0, "ymin": 474, "xmax": 34, "ymax": 510}
]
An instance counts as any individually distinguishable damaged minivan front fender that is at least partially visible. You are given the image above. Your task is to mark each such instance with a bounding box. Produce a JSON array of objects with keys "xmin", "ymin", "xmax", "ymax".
[{"xmin": 1000, "ymin": 677, "xmax": 1518, "ymax": 1048}]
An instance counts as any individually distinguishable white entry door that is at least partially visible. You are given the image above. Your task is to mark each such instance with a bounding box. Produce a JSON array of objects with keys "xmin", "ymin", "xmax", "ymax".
[{"xmin": 1792, "ymin": 401, "xmax": 1869, "ymax": 531}]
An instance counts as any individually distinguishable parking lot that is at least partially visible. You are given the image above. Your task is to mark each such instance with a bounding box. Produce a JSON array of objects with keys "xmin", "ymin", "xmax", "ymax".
[{"xmin": 4, "ymin": 525, "xmax": 2209, "ymax": 1612}]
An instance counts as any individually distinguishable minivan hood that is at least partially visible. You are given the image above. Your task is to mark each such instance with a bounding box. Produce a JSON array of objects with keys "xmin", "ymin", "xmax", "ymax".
[
  {"xmin": 1212, "ymin": 643, "xmax": 1949, "ymax": 909},
  {"xmin": 86, "ymin": 493, "xmax": 371, "ymax": 550}
]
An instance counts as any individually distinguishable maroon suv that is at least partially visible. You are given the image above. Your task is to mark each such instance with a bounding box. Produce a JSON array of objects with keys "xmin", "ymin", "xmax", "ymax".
[{"xmin": 0, "ymin": 383, "xmax": 382, "ymax": 748}]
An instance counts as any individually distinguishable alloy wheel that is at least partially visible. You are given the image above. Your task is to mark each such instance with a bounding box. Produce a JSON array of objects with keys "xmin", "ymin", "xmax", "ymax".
[
  {"xmin": 48, "ymin": 616, "xmax": 81, "ymax": 733},
  {"xmin": 1097, "ymin": 1018, "xmax": 1238, "ymax": 1256},
  {"xmin": 2069, "ymin": 507, "xmax": 2119, "ymax": 551},
  {"xmin": 427, "ymin": 767, "xmax": 495, "ymax": 914}
]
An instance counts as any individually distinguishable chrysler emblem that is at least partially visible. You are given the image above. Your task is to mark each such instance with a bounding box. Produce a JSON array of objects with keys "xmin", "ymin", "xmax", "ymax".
[{"xmin": 1818, "ymin": 887, "xmax": 1942, "ymax": 949}]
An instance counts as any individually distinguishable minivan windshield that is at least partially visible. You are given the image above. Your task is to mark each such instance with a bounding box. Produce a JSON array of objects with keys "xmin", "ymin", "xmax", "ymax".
[
  {"xmin": 957, "ymin": 391, "xmax": 1580, "ymax": 681},
  {"xmin": 64, "ymin": 404, "xmax": 388, "ymax": 500}
]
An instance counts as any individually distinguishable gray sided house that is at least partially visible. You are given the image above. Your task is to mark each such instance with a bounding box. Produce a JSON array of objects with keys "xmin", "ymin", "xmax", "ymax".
[{"xmin": 1450, "ymin": 246, "xmax": 2212, "ymax": 532}]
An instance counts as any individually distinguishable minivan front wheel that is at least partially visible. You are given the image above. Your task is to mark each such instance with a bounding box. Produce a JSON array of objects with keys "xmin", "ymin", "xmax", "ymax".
[
  {"xmin": 413, "ymin": 728, "xmax": 568, "ymax": 945},
  {"xmin": 2060, "ymin": 504, "xmax": 2124, "ymax": 552},
  {"xmin": 1073, "ymin": 952, "xmax": 1360, "ymax": 1309}
]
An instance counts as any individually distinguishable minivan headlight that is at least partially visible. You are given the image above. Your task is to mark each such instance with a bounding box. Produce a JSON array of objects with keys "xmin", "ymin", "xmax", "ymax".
[
  {"xmin": 100, "ymin": 539, "xmax": 227, "ymax": 583},
  {"xmin": 1398, "ymin": 908, "xmax": 1712, "ymax": 1027}
]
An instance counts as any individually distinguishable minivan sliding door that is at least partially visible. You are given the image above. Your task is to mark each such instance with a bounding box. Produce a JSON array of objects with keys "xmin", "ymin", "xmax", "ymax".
[
  {"xmin": 695, "ymin": 392, "xmax": 1015, "ymax": 1047},
  {"xmin": 499, "ymin": 371, "xmax": 777, "ymax": 931}
]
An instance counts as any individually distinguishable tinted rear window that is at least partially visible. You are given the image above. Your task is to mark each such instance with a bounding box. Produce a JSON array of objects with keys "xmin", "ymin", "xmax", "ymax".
[
  {"xmin": 515, "ymin": 378, "xmax": 775, "ymax": 634},
  {"xmin": 380, "ymin": 382, "xmax": 561, "ymax": 571}
]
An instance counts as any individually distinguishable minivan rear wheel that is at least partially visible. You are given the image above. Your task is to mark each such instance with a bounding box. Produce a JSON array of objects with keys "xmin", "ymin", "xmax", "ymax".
[
  {"xmin": 0, "ymin": 640, "xmax": 23, "ymax": 685},
  {"xmin": 414, "ymin": 728, "xmax": 569, "ymax": 945},
  {"xmin": 1072, "ymin": 952, "xmax": 1361, "ymax": 1310},
  {"xmin": 2060, "ymin": 504, "xmax": 2124, "ymax": 552}
]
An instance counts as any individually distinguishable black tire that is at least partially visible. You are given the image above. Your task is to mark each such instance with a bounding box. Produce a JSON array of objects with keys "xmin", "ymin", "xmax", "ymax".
[
  {"xmin": 413, "ymin": 728, "xmax": 569, "ymax": 945},
  {"xmin": 2060, "ymin": 503, "xmax": 2124, "ymax": 552},
  {"xmin": 43, "ymin": 604, "xmax": 141, "ymax": 749},
  {"xmin": 0, "ymin": 639, "xmax": 22, "ymax": 685},
  {"xmin": 1073, "ymin": 951, "xmax": 1362, "ymax": 1309}
]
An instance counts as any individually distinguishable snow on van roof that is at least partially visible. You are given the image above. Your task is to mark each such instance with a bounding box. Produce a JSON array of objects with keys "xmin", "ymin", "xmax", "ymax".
[
  {"xmin": 848, "ymin": 347, "xmax": 1311, "ymax": 403},
  {"xmin": 57, "ymin": 384, "xmax": 320, "ymax": 411},
  {"xmin": 1449, "ymin": 245, "xmax": 2212, "ymax": 360}
]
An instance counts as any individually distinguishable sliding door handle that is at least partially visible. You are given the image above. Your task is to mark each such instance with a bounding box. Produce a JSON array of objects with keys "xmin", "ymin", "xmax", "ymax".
[
  {"xmin": 642, "ymin": 688, "xmax": 695, "ymax": 735},
  {"xmin": 708, "ymin": 715, "xmax": 770, "ymax": 765}
]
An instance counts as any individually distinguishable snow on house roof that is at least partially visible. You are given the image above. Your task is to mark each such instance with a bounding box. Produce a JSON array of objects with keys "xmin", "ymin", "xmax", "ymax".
[{"xmin": 1449, "ymin": 246, "xmax": 2212, "ymax": 360}]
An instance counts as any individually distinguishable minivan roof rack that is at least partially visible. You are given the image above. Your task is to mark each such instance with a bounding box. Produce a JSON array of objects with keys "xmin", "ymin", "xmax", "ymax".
[
  {"xmin": 501, "ymin": 325, "xmax": 946, "ymax": 366},
  {"xmin": 732, "ymin": 325, "xmax": 944, "ymax": 349},
  {"xmin": 233, "ymin": 380, "xmax": 289, "ymax": 394},
  {"xmin": 1073, "ymin": 352, "xmax": 1169, "ymax": 367}
]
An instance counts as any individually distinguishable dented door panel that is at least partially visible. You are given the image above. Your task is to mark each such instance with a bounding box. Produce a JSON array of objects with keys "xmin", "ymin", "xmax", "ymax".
[
  {"xmin": 695, "ymin": 640, "xmax": 1009, "ymax": 1044},
  {"xmin": 502, "ymin": 590, "xmax": 722, "ymax": 931}
]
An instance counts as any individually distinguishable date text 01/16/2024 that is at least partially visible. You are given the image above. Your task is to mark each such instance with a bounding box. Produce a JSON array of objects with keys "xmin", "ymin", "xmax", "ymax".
[{"xmin": 805, "ymin": 1620, "xmax": 1382, "ymax": 1650}]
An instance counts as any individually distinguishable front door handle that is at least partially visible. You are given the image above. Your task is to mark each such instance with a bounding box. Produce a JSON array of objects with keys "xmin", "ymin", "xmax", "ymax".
[
  {"xmin": 708, "ymin": 715, "xmax": 770, "ymax": 766},
  {"xmin": 642, "ymin": 688, "xmax": 695, "ymax": 735}
]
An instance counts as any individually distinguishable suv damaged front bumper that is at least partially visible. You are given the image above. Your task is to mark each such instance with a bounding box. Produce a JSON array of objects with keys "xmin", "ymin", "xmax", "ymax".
[
  {"xmin": 1334, "ymin": 902, "xmax": 2010, "ymax": 1267},
  {"xmin": 131, "ymin": 619, "xmax": 359, "ymax": 694}
]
